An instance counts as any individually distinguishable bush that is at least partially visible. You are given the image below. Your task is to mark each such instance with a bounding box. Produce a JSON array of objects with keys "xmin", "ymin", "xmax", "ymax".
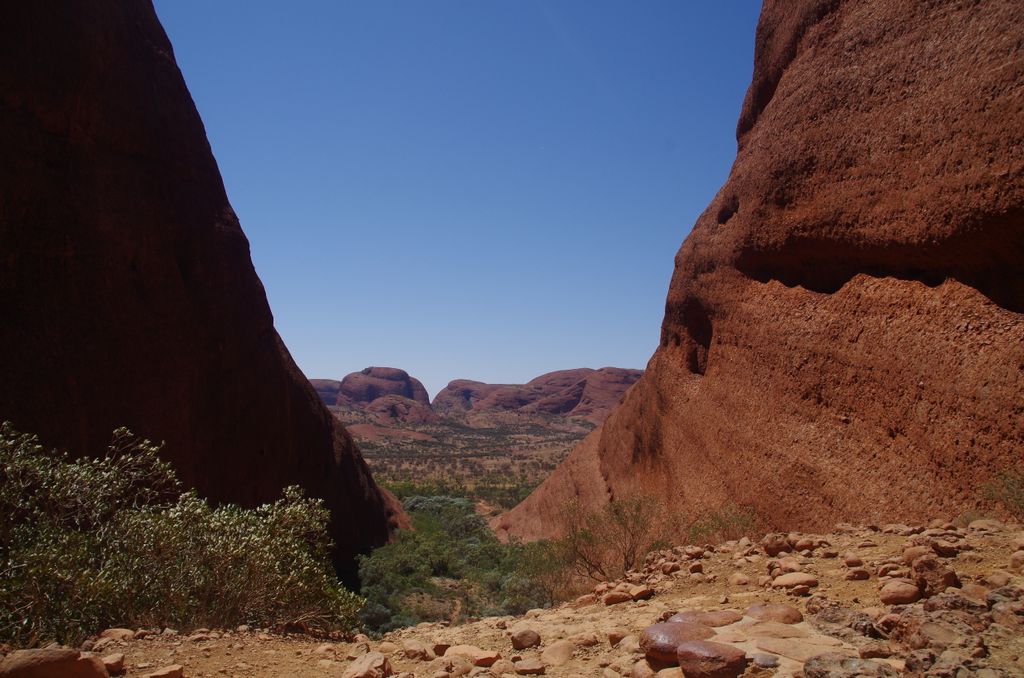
[
  {"xmin": 357, "ymin": 495, "xmax": 548, "ymax": 632},
  {"xmin": 983, "ymin": 467, "xmax": 1024, "ymax": 519},
  {"xmin": 380, "ymin": 475, "xmax": 540, "ymax": 511},
  {"xmin": 557, "ymin": 495, "xmax": 670, "ymax": 582},
  {"xmin": 0, "ymin": 423, "xmax": 362, "ymax": 647},
  {"xmin": 510, "ymin": 539, "xmax": 582, "ymax": 604},
  {"xmin": 684, "ymin": 503, "xmax": 757, "ymax": 545}
]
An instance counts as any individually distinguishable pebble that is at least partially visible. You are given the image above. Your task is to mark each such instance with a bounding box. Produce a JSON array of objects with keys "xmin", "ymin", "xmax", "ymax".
[{"xmin": 772, "ymin": 572, "xmax": 819, "ymax": 589}]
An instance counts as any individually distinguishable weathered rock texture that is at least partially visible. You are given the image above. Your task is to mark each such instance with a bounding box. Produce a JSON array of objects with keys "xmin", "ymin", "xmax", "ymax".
[
  {"xmin": 433, "ymin": 368, "xmax": 643, "ymax": 424},
  {"xmin": 0, "ymin": 0, "xmax": 402, "ymax": 580},
  {"xmin": 496, "ymin": 0, "xmax": 1024, "ymax": 541}
]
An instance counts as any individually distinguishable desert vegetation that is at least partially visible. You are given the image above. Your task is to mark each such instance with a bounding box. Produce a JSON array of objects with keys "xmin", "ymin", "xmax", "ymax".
[
  {"xmin": 355, "ymin": 492, "xmax": 743, "ymax": 634},
  {"xmin": 335, "ymin": 408, "xmax": 588, "ymax": 513},
  {"xmin": 0, "ymin": 423, "xmax": 362, "ymax": 648},
  {"xmin": 381, "ymin": 474, "xmax": 540, "ymax": 512},
  {"xmin": 984, "ymin": 467, "xmax": 1024, "ymax": 520},
  {"xmin": 356, "ymin": 495, "xmax": 550, "ymax": 632}
]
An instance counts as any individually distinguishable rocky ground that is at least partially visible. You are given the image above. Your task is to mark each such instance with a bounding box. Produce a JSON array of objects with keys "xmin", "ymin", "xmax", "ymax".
[{"xmin": 4, "ymin": 519, "xmax": 1022, "ymax": 678}]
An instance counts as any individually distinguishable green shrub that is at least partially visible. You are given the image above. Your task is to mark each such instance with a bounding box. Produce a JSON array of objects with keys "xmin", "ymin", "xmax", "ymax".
[
  {"xmin": 509, "ymin": 539, "xmax": 581, "ymax": 605},
  {"xmin": 983, "ymin": 467, "xmax": 1024, "ymax": 520},
  {"xmin": 684, "ymin": 503, "xmax": 757, "ymax": 545},
  {"xmin": 357, "ymin": 495, "xmax": 548, "ymax": 632},
  {"xmin": 0, "ymin": 423, "xmax": 362, "ymax": 647},
  {"xmin": 380, "ymin": 475, "xmax": 540, "ymax": 511}
]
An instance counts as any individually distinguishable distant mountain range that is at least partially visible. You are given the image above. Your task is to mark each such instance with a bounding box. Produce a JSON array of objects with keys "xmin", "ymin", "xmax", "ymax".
[
  {"xmin": 310, "ymin": 366, "xmax": 643, "ymax": 501},
  {"xmin": 311, "ymin": 366, "xmax": 642, "ymax": 428}
]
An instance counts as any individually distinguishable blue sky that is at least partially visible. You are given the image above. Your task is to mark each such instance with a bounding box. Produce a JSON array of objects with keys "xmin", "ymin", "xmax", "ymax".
[{"xmin": 154, "ymin": 1, "xmax": 762, "ymax": 396}]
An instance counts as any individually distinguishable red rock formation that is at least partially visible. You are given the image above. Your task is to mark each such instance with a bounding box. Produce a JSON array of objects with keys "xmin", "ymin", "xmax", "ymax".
[
  {"xmin": 313, "ymin": 367, "xmax": 434, "ymax": 426},
  {"xmin": 340, "ymin": 367, "xmax": 431, "ymax": 406},
  {"xmin": 432, "ymin": 380, "xmax": 506, "ymax": 415},
  {"xmin": 364, "ymin": 395, "xmax": 438, "ymax": 426},
  {"xmin": 433, "ymin": 368, "xmax": 643, "ymax": 424},
  {"xmin": 496, "ymin": 0, "xmax": 1024, "ymax": 541},
  {"xmin": 0, "ymin": 0, "xmax": 402, "ymax": 581}
]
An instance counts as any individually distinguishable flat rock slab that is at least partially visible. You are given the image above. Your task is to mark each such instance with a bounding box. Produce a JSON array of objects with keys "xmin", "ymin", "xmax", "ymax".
[
  {"xmin": 667, "ymin": 610, "xmax": 743, "ymax": 627},
  {"xmin": 540, "ymin": 640, "xmax": 574, "ymax": 667},
  {"xmin": 0, "ymin": 649, "xmax": 108, "ymax": 678},
  {"xmin": 513, "ymin": 658, "xmax": 545, "ymax": 675},
  {"xmin": 803, "ymin": 653, "xmax": 899, "ymax": 677},
  {"xmin": 755, "ymin": 637, "xmax": 851, "ymax": 663},
  {"xmin": 772, "ymin": 572, "xmax": 819, "ymax": 589},
  {"xmin": 745, "ymin": 603, "xmax": 803, "ymax": 624},
  {"xmin": 445, "ymin": 645, "xmax": 500, "ymax": 667},
  {"xmin": 739, "ymin": 621, "xmax": 812, "ymax": 639}
]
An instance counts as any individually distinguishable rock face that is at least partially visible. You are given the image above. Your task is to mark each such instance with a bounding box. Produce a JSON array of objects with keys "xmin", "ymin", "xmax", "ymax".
[
  {"xmin": 432, "ymin": 368, "xmax": 643, "ymax": 424},
  {"xmin": 496, "ymin": 0, "xmax": 1024, "ymax": 541},
  {"xmin": 0, "ymin": 1, "xmax": 401, "ymax": 580}
]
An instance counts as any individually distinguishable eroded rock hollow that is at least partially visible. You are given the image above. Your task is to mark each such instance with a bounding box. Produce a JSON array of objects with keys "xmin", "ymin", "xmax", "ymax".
[{"xmin": 496, "ymin": 0, "xmax": 1024, "ymax": 540}]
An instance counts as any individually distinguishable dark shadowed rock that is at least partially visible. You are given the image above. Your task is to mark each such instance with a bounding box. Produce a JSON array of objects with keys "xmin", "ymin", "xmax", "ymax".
[
  {"xmin": 911, "ymin": 555, "xmax": 960, "ymax": 596},
  {"xmin": 0, "ymin": 1, "xmax": 402, "ymax": 581},
  {"xmin": 310, "ymin": 379, "xmax": 348, "ymax": 407}
]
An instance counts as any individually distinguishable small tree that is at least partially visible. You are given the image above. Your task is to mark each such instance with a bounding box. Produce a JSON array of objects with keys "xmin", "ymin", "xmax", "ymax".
[
  {"xmin": 558, "ymin": 495, "xmax": 670, "ymax": 582},
  {"xmin": 684, "ymin": 503, "xmax": 757, "ymax": 544}
]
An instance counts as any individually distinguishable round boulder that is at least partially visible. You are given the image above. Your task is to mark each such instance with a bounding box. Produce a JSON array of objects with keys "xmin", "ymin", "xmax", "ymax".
[
  {"xmin": 879, "ymin": 580, "xmax": 921, "ymax": 605},
  {"xmin": 510, "ymin": 627, "xmax": 541, "ymax": 650},
  {"xmin": 675, "ymin": 640, "xmax": 749, "ymax": 678},
  {"xmin": 639, "ymin": 622, "xmax": 714, "ymax": 663}
]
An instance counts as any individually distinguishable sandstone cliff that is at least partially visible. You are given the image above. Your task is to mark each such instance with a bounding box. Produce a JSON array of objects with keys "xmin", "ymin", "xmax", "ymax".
[
  {"xmin": 0, "ymin": 0, "xmax": 402, "ymax": 580},
  {"xmin": 496, "ymin": 0, "xmax": 1024, "ymax": 541}
]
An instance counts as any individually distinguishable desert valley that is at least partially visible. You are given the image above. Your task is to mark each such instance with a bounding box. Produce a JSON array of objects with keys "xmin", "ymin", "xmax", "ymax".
[
  {"xmin": 1, "ymin": 1, "xmax": 1022, "ymax": 678},
  {"xmin": 310, "ymin": 366, "xmax": 641, "ymax": 512}
]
